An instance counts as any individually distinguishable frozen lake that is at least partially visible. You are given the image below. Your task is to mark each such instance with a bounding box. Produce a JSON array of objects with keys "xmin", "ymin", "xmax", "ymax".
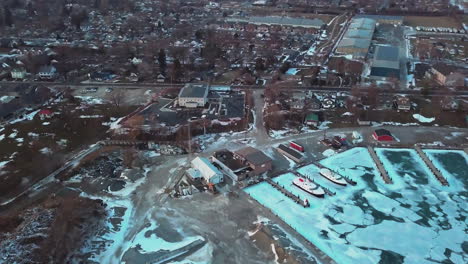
[{"xmin": 245, "ymin": 147, "xmax": 467, "ymax": 264}]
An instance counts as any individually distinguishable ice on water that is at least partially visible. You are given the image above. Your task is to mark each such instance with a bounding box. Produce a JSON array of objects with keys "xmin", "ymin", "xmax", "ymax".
[{"xmin": 245, "ymin": 147, "xmax": 467, "ymax": 264}]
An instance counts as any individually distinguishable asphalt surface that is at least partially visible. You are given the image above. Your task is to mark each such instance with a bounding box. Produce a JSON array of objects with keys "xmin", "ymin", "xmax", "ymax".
[{"xmin": 1, "ymin": 81, "xmax": 467, "ymax": 96}]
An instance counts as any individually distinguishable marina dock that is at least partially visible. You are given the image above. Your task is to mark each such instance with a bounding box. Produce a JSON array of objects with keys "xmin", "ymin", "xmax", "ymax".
[
  {"xmin": 367, "ymin": 147, "xmax": 393, "ymax": 184},
  {"xmin": 265, "ymin": 178, "xmax": 310, "ymax": 207},
  {"xmin": 414, "ymin": 146, "xmax": 449, "ymax": 186}
]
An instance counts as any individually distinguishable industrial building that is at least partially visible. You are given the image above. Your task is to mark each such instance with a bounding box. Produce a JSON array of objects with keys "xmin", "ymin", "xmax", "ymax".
[
  {"xmin": 190, "ymin": 157, "xmax": 224, "ymax": 184},
  {"xmin": 276, "ymin": 144, "xmax": 303, "ymax": 163},
  {"xmin": 211, "ymin": 147, "xmax": 272, "ymax": 182},
  {"xmin": 178, "ymin": 83, "xmax": 210, "ymax": 108},
  {"xmin": 336, "ymin": 17, "xmax": 376, "ymax": 59},
  {"xmin": 233, "ymin": 147, "xmax": 272, "ymax": 175},
  {"xmin": 369, "ymin": 45, "xmax": 400, "ymax": 80}
]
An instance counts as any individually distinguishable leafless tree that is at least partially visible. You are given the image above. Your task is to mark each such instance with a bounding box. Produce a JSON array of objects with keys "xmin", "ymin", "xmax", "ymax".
[{"xmin": 110, "ymin": 89, "xmax": 125, "ymax": 108}]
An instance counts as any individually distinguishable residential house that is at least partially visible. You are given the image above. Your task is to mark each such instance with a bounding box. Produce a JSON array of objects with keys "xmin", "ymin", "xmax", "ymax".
[
  {"xmin": 427, "ymin": 63, "xmax": 466, "ymax": 87},
  {"xmin": 38, "ymin": 65, "xmax": 57, "ymax": 80},
  {"xmin": 157, "ymin": 73, "xmax": 166, "ymax": 83},
  {"xmin": 308, "ymin": 96, "xmax": 321, "ymax": 110},
  {"xmin": 38, "ymin": 109, "xmax": 54, "ymax": 120},
  {"xmin": 11, "ymin": 68, "xmax": 26, "ymax": 79},
  {"xmin": 357, "ymin": 115, "xmax": 372, "ymax": 126},
  {"xmin": 394, "ymin": 96, "xmax": 411, "ymax": 111}
]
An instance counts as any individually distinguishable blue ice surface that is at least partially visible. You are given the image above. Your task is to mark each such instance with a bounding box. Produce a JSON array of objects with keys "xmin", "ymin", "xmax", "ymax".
[
  {"xmin": 244, "ymin": 147, "xmax": 468, "ymax": 264},
  {"xmin": 374, "ymin": 148, "xmax": 455, "ymax": 190},
  {"xmin": 423, "ymin": 149, "xmax": 468, "ymax": 191}
]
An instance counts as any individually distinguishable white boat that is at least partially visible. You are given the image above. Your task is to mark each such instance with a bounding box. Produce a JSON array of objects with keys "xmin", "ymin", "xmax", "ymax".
[
  {"xmin": 293, "ymin": 177, "xmax": 325, "ymax": 198},
  {"xmin": 319, "ymin": 168, "xmax": 347, "ymax": 186}
]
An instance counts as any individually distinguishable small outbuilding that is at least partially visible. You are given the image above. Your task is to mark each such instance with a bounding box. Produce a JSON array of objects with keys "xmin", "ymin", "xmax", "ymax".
[
  {"xmin": 304, "ymin": 113, "xmax": 319, "ymax": 126},
  {"xmin": 372, "ymin": 129, "xmax": 393, "ymax": 141},
  {"xmin": 38, "ymin": 109, "xmax": 54, "ymax": 120}
]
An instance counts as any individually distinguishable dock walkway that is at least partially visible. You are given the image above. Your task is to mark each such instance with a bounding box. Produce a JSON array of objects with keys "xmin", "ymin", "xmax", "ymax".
[
  {"xmin": 367, "ymin": 147, "xmax": 393, "ymax": 184},
  {"xmin": 265, "ymin": 178, "xmax": 310, "ymax": 207},
  {"xmin": 414, "ymin": 146, "xmax": 449, "ymax": 186}
]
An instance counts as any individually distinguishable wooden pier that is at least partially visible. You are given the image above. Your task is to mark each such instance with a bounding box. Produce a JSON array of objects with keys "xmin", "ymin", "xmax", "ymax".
[
  {"xmin": 265, "ymin": 178, "xmax": 310, "ymax": 207},
  {"xmin": 312, "ymin": 162, "xmax": 357, "ymax": 186},
  {"xmin": 414, "ymin": 146, "xmax": 449, "ymax": 186},
  {"xmin": 367, "ymin": 147, "xmax": 393, "ymax": 184}
]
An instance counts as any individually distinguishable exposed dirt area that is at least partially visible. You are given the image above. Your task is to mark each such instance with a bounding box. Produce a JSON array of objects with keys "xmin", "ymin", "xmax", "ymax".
[
  {"xmin": 404, "ymin": 16, "xmax": 462, "ymax": 28},
  {"xmin": 0, "ymin": 96, "xmax": 136, "ymax": 204},
  {"xmin": 0, "ymin": 193, "xmax": 106, "ymax": 264},
  {"xmin": 250, "ymin": 224, "xmax": 301, "ymax": 264}
]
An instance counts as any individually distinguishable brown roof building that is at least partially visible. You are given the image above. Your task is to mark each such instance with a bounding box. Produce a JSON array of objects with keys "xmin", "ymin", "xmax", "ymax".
[{"xmin": 233, "ymin": 146, "xmax": 272, "ymax": 175}]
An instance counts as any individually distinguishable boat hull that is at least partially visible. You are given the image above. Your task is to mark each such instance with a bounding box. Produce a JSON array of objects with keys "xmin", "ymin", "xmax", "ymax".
[
  {"xmin": 293, "ymin": 181, "xmax": 325, "ymax": 198},
  {"xmin": 319, "ymin": 169, "xmax": 347, "ymax": 186}
]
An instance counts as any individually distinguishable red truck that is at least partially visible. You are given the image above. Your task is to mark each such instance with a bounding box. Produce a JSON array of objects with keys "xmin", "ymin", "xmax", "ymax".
[{"xmin": 290, "ymin": 141, "xmax": 304, "ymax": 152}]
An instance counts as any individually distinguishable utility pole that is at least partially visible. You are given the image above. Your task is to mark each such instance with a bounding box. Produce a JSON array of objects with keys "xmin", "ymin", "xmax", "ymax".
[{"xmin": 187, "ymin": 119, "xmax": 192, "ymax": 156}]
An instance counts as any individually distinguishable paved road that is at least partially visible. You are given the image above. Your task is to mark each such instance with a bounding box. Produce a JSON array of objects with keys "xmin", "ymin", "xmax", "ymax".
[
  {"xmin": 2, "ymin": 81, "xmax": 468, "ymax": 95},
  {"xmin": 251, "ymin": 90, "xmax": 269, "ymax": 145}
]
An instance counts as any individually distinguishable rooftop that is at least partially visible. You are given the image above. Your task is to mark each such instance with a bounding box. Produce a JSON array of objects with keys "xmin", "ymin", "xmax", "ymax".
[
  {"xmin": 179, "ymin": 84, "xmax": 209, "ymax": 98},
  {"xmin": 344, "ymin": 28, "xmax": 374, "ymax": 39},
  {"xmin": 234, "ymin": 146, "xmax": 272, "ymax": 166},
  {"xmin": 277, "ymin": 144, "xmax": 303, "ymax": 160},
  {"xmin": 337, "ymin": 38, "xmax": 371, "ymax": 49},
  {"xmin": 374, "ymin": 46, "xmax": 399, "ymax": 62},
  {"xmin": 349, "ymin": 18, "xmax": 376, "ymax": 31}
]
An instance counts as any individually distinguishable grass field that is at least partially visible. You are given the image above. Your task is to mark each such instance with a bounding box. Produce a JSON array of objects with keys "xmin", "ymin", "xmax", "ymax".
[{"xmin": 404, "ymin": 16, "xmax": 462, "ymax": 28}]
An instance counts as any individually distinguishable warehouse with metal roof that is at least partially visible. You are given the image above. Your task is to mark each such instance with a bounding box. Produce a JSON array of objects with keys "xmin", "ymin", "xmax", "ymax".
[
  {"xmin": 370, "ymin": 45, "xmax": 400, "ymax": 79},
  {"xmin": 336, "ymin": 17, "xmax": 376, "ymax": 59}
]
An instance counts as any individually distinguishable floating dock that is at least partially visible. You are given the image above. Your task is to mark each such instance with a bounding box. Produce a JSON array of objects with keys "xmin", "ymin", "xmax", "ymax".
[
  {"xmin": 414, "ymin": 146, "xmax": 449, "ymax": 186},
  {"xmin": 265, "ymin": 178, "xmax": 310, "ymax": 207},
  {"xmin": 367, "ymin": 147, "xmax": 393, "ymax": 184}
]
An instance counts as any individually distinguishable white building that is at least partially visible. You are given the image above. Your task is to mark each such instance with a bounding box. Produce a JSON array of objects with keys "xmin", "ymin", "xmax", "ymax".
[
  {"xmin": 11, "ymin": 68, "xmax": 26, "ymax": 79},
  {"xmin": 178, "ymin": 83, "xmax": 209, "ymax": 108},
  {"xmin": 38, "ymin": 65, "xmax": 57, "ymax": 80},
  {"xmin": 191, "ymin": 157, "xmax": 224, "ymax": 184}
]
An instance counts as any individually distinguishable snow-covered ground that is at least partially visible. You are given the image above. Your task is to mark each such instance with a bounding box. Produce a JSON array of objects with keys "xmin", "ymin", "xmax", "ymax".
[
  {"xmin": 75, "ymin": 96, "xmax": 107, "ymax": 105},
  {"xmin": 245, "ymin": 147, "xmax": 467, "ymax": 264},
  {"xmin": 412, "ymin": 114, "xmax": 435, "ymax": 123}
]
